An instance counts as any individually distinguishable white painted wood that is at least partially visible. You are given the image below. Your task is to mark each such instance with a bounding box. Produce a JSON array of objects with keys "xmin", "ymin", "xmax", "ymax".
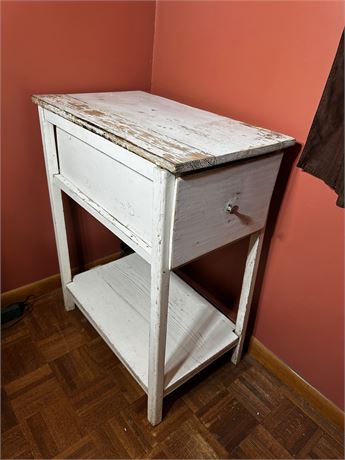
[
  {"xmin": 33, "ymin": 91, "xmax": 296, "ymax": 174},
  {"xmin": 67, "ymin": 253, "xmax": 238, "ymax": 394},
  {"xmin": 46, "ymin": 110, "xmax": 154, "ymax": 180},
  {"xmin": 53, "ymin": 175, "xmax": 151, "ymax": 263},
  {"xmin": 147, "ymin": 168, "xmax": 175, "ymax": 425},
  {"xmin": 231, "ymin": 230, "xmax": 265, "ymax": 365},
  {"xmin": 57, "ymin": 128, "xmax": 153, "ymax": 246},
  {"xmin": 171, "ymin": 153, "xmax": 282, "ymax": 268},
  {"xmin": 38, "ymin": 108, "xmax": 74, "ymax": 310},
  {"xmin": 35, "ymin": 92, "xmax": 294, "ymax": 426}
]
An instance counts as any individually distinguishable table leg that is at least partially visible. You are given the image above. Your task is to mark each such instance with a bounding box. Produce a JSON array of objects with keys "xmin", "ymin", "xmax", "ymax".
[
  {"xmin": 147, "ymin": 168, "xmax": 175, "ymax": 425},
  {"xmin": 39, "ymin": 108, "xmax": 74, "ymax": 311},
  {"xmin": 232, "ymin": 230, "xmax": 264, "ymax": 364}
]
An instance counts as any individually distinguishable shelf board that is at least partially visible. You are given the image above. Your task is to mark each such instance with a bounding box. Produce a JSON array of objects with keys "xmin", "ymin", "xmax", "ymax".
[{"xmin": 67, "ymin": 254, "xmax": 238, "ymax": 395}]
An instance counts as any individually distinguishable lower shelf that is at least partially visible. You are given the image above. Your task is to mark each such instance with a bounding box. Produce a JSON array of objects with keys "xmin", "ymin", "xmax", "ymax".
[{"xmin": 67, "ymin": 253, "xmax": 238, "ymax": 395}]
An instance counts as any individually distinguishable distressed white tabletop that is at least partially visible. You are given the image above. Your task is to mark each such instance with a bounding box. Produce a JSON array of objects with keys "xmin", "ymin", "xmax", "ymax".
[{"xmin": 32, "ymin": 91, "xmax": 295, "ymax": 174}]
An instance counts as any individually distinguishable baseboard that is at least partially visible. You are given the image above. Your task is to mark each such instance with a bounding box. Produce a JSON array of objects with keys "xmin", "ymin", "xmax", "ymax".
[
  {"xmin": 248, "ymin": 336, "xmax": 344, "ymax": 431},
  {"xmin": 1, "ymin": 251, "xmax": 121, "ymax": 307}
]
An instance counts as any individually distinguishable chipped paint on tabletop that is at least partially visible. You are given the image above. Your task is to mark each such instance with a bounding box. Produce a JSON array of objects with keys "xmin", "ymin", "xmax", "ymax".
[{"xmin": 32, "ymin": 91, "xmax": 295, "ymax": 174}]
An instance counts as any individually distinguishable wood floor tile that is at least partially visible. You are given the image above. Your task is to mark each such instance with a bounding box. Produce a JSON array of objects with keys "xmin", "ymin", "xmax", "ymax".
[
  {"xmin": 32, "ymin": 291, "xmax": 98, "ymax": 350},
  {"xmin": 309, "ymin": 433, "xmax": 344, "ymax": 459},
  {"xmin": 59, "ymin": 310, "xmax": 99, "ymax": 350},
  {"xmin": 198, "ymin": 391, "xmax": 258, "ymax": 453},
  {"xmin": 145, "ymin": 446, "xmax": 170, "ymax": 459},
  {"xmin": 41, "ymin": 399, "xmax": 84, "ymax": 451},
  {"xmin": 295, "ymin": 429, "xmax": 324, "ymax": 459},
  {"xmin": 49, "ymin": 352, "xmax": 87, "ymax": 396},
  {"xmin": 151, "ymin": 397, "xmax": 193, "ymax": 443},
  {"xmin": 21, "ymin": 412, "xmax": 59, "ymax": 459},
  {"xmin": 230, "ymin": 424, "xmax": 293, "ymax": 459},
  {"xmin": 162, "ymin": 417, "xmax": 228, "ymax": 459},
  {"xmin": 1, "ymin": 322, "xmax": 31, "ymax": 346},
  {"xmin": 111, "ymin": 365, "xmax": 145, "ymax": 404},
  {"xmin": 84, "ymin": 337, "xmax": 121, "ymax": 371},
  {"xmin": 228, "ymin": 364, "xmax": 283, "ymax": 421},
  {"xmin": 129, "ymin": 393, "xmax": 193, "ymax": 444},
  {"xmin": 6, "ymin": 368, "xmax": 68, "ymax": 422},
  {"xmin": 263, "ymin": 396, "xmax": 319, "ymax": 456},
  {"xmin": 24, "ymin": 306, "xmax": 61, "ymax": 343},
  {"xmin": 89, "ymin": 424, "xmax": 129, "ymax": 459},
  {"xmin": 74, "ymin": 377, "xmax": 127, "ymax": 432},
  {"xmin": 4, "ymin": 364, "xmax": 52, "ymax": 398},
  {"xmin": 49, "ymin": 345, "xmax": 113, "ymax": 397},
  {"xmin": 217, "ymin": 355, "xmax": 251, "ymax": 387},
  {"xmin": 1, "ymin": 288, "xmax": 343, "ymax": 459},
  {"xmin": 182, "ymin": 367, "xmax": 227, "ymax": 412},
  {"xmin": 1, "ymin": 388, "xmax": 18, "ymax": 433},
  {"xmin": 1, "ymin": 425, "xmax": 33, "ymax": 459},
  {"xmin": 53, "ymin": 435, "xmax": 99, "ymax": 459},
  {"xmin": 2, "ymin": 337, "xmax": 45, "ymax": 384},
  {"xmin": 106, "ymin": 410, "xmax": 153, "ymax": 458},
  {"xmin": 280, "ymin": 383, "xmax": 345, "ymax": 446},
  {"xmin": 35, "ymin": 332, "xmax": 69, "ymax": 362}
]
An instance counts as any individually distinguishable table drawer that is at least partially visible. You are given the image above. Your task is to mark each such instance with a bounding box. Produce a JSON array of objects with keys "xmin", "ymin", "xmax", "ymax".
[
  {"xmin": 56, "ymin": 128, "xmax": 153, "ymax": 245},
  {"xmin": 171, "ymin": 153, "xmax": 282, "ymax": 268}
]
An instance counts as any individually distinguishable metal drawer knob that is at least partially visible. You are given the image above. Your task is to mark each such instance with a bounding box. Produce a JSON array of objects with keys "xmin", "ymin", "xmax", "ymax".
[{"xmin": 226, "ymin": 203, "xmax": 239, "ymax": 214}]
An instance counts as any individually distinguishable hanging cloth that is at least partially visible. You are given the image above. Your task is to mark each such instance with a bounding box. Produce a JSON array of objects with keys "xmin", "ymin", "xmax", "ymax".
[{"xmin": 297, "ymin": 30, "xmax": 344, "ymax": 207}]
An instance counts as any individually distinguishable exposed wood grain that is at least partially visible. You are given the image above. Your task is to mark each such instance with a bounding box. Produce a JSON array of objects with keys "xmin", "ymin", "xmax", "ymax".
[{"xmin": 32, "ymin": 91, "xmax": 295, "ymax": 174}]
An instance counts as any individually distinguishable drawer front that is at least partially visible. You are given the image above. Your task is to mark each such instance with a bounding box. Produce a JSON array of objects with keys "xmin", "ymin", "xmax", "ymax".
[
  {"xmin": 171, "ymin": 153, "xmax": 282, "ymax": 268},
  {"xmin": 57, "ymin": 128, "xmax": 153, "ymax": 245}
]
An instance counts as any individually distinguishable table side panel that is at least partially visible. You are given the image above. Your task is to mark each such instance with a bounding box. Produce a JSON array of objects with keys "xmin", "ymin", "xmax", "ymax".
[
  {"xmin": 45, "ymin": 109, "xmax": 155, "ymax": 180},
  {"xmin": 54, "ymin": 175, "xmax": 151, "ymax": 263},
  {"xmin": 56, "ymin": 128, "xmax": 153, "ymax": 246},
  {"xmin": 171, "ymin": 153, "xmax": 283, "ymax": 268}
]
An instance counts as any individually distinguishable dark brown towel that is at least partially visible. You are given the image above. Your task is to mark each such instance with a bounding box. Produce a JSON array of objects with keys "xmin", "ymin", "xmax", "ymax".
[{"xmin": 297, "ymin": 30, "xmax": 344, "ymax": 207}]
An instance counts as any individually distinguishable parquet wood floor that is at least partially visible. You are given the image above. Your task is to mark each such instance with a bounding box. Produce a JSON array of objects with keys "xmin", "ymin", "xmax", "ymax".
[{"xmin": 1, "ymin": 289, "xmax": 344, "ymax": 459}]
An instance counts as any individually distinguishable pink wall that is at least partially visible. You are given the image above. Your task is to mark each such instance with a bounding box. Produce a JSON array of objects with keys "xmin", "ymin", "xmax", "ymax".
[
  {"xmin": 1, "ymin": 1, "xmax": 155, "ymax": 291},
  {"xmin": 151, "ymin": 1, "xmax": 344, "ymax": 409}
]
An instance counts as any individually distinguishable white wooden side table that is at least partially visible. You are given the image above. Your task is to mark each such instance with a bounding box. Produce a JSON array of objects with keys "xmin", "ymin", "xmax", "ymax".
[{"xmin": 33, "ymin": 91, "xmax": 295, "ymax": 425}]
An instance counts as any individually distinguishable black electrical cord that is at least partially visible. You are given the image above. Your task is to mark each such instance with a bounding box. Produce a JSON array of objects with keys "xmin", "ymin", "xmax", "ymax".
[{"xmin": 1, "ymin": 295, "xmax": 35, "ymax": 329}]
